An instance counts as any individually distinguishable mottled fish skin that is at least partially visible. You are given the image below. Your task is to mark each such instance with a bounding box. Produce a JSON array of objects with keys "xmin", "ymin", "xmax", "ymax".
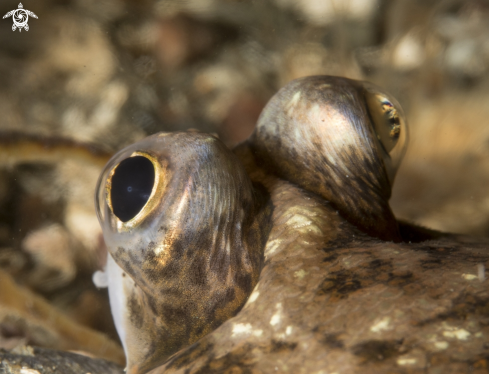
[
  {"xmin": 152, "ymin": 152, "xmax": 489, "ymax": 373},
  {"xmin": 150, "ymin": 121, "xmax": 489, "ymax": 374},
  {"xmin": 250, "ymin": 75, "xmax": 407, "ymax": 242},
  {"xmin": 95, "ymin": 132, "xmax": 273, "ymax": 374},
  {"xmin": 96, "ymin": 76, "xmax": 410, "ymax": 373}
]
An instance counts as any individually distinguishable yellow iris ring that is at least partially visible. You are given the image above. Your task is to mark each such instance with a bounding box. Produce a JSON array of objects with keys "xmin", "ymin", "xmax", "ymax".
[{"xmin": 105, "ymin": 151, "xmax": 166, "ymax": 233}]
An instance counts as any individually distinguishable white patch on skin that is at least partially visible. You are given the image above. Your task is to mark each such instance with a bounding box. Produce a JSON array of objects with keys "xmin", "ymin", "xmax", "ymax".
[
  {"xmin": 283, "ymin": 211, "xmax": 322, "ymax": 236},
  {"xmin": 370, "ymin": 317, "xmax": 391, "ymax": 333},
  {"xmin": 232, "ymin": 324, "xmax": 262, "ymax": 338},
  {"xmin": 232, "ymin": 323, "xmax": 252, "ymax": 336},
  {"xmin": 92, "ymin": 269, "xmax": 108, "ymax": 288},
  {"xmin": 291, "ymin": 91, "xmax": 302, "ymax": 104},
  {"xmin": 286, "ymin": 91, "xmax": 302, "ymax": 116},
  {"xmin": 20, "ymin": 369, "xmax": 41, "ymax": 374},
  {"xmin": 317, "ymin": 83, "xmax": 331, "ymax": 90},
  {"xmin": 286, "ymin": 326, "xmax": 293, "ymax": 335},
  {"xmin": 434, "ymin": 341, "xmax": 449, "ymax": 350},
  {"xmin": 265, "ymin": 239, "xmax": 283, "ymax": 255},
  {"xmin": 443, "ymin": 328, "xmax": 471, "ymax": 340},
  {"xmin": 462, "ymin": 273, "xmax": 478, "ymax": 280},
  {"xmin": 397, "ymin": 358, "xmax": 417, "ymax": 366},
  {"xmin": 270, "ymin": 303, "xmax": 283, "ymax": 326},
  {"xmin": 294, "ymin": 269, "xmax": 307, "ymax": 279},
  {"xmin": 248, "ymin": 291, "xmax": 260, "ymax": 303},
  {"xmin": 286, "ymin": 214, "xmax": 313, "ymax": 229}
]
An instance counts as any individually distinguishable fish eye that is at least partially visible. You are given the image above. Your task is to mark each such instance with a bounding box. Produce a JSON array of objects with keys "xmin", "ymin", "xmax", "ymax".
[
  {"xmin": 365, "ymin": 89, "xmax": 408, "ymax": 183},
  {"xmin": 366, "ymin": 92, "xmax": 404, "ymax": 153},
  {"xmin": 109, "ymin": 155, "xmax": 155, "ymax": 222}
]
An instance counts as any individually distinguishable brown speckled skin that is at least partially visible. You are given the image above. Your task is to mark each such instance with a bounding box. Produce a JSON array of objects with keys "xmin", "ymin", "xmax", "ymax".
[
  {"xmin": 144, "ymin": 77, "xmax": 489, "ymax": 373},
  {"xmin": 251, "ymin": 76, "xmax": 403, "ymax": 242},
  {"xmin": 100, "ymin": 76, "xmax": 489, "ymax": 374},
  {"xmin": 150, "ymin": 145, "xmax": 489, "ymax": 374},
  {"xmin": 96, "ymin": 133, "xmax": 272, "ymax": 374}
]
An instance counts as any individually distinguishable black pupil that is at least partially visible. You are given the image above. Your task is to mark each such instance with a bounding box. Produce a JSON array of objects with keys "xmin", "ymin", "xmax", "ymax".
[{"xmin": 110, "ymin": 156, "xmax": 155, "ymax": 222}]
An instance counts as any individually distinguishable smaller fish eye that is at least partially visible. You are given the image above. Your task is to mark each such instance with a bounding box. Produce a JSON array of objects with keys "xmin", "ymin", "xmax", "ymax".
[
  {"xmin": 366, "ymin": 93, "xmax": 404, "ymax": 154},
  {"xmin": 364, "ymin": 88, "xmax": 408, "ymax": 184}
]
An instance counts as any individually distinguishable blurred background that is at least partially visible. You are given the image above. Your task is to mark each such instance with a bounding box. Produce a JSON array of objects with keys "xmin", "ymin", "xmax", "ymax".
[{"xmin": 0, "ymin": 0, "xmax": 488, "ymax": 362}]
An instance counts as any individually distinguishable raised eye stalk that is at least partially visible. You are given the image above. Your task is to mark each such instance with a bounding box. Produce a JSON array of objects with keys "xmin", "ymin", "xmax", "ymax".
[
  {"xmin": 95, "ymin": 132, "xmax": 272, "ymax": 374},
  {"xmin": 249, "ymin": 75, "xmax": 408, "ymax": 242}
]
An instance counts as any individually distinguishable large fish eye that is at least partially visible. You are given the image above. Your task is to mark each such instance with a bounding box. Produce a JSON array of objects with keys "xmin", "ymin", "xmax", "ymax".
[
  {"xmin": 365, "ymin": 89, "xmax": 408, "ymax": 183},
  {"xmin": 109, "ymin": 156, "xmax": 155, "ymax": 222}
]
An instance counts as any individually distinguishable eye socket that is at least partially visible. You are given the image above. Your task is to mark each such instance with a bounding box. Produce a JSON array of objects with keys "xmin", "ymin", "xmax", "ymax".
[
  {"xmin": 109, "ymin": 156, "xmax": 155, "ymax": 222},
  {"xmin": 365, "ymin": 88, "xmax": 408, "ymax": 184}
]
